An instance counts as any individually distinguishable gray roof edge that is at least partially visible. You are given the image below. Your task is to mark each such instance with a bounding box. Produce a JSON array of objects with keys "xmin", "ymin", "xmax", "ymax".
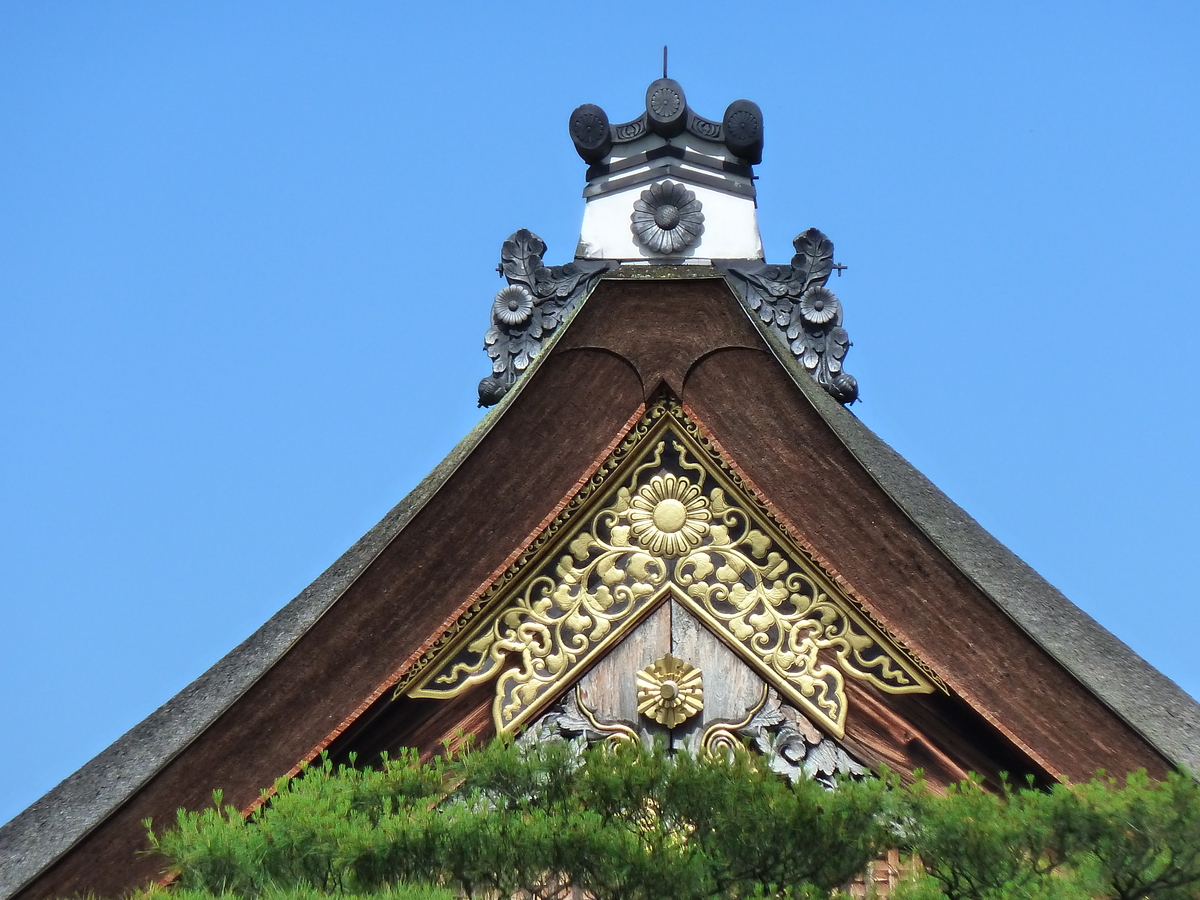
[
  {"xmin": 739, "ymin": 311, "xmax": 1200, "ymax": 775},
  {"xmin": 0, "ymin": 379, "xmax": 534, "ymax": 899},
  {"xmin": 0, "ymin": 258, "xmax": 618, "ymax": 900},
  {"xmin": 8, "ymin": 271, "xmax": 1196, "ymax": 898}
]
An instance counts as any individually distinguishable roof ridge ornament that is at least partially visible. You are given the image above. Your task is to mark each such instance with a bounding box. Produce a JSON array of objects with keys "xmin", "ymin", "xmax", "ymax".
[
  {"xmin": 631, "ymin": 180, "xmax": 704, "ymax": 253},
  {"xmin": 478, "ymin": 230, "xmax": 615, "ymax": 407},
  {"xmin": 569, "ymin": 82, "xmax": 764, "ymax": 167},
  {"xmin": 570, "ymin": 78, "xmax": 764, "ymax": 261},
  {"xmin": 717, "ymin": 228, "xmax": 860, "ymax": 405}
]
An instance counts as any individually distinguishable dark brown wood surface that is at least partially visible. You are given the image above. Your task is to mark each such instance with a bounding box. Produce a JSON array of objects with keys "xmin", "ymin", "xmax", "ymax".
[
  {"xmin": 18, "ymin": 349, "xmax": 644, "ymax": 900},
  {"xmin": 20, "ymin": 275, "xmax": 1168, "ymax": 899},
  {"xmin": 681, "ymin": 348, "xmax": 1168, "ymax": 783},
  {"xmin": 317, "ymin": 276, "xmax": 1168, "ymax": 787},
  {"xmin": 556, "ymin": 275, "xmax": 766, "ymax": 399},
  {"xmin": 839, "ymin": 681, "xmax": 1053, "ymax": 791}
]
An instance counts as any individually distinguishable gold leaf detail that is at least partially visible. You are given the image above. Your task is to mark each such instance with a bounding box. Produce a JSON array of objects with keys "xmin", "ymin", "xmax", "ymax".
[
  {"xmin": 403, "ymin": 398, "xmax": 937, "ymax": 736},
  {"xmin": 636, "ymin": 654, "xmax": 704, "ymax": 728}
]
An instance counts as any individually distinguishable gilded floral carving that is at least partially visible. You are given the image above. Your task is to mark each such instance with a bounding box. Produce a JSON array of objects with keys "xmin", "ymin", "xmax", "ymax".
[
  {"xmin": 629, "ymin": 475, "xmax": 710, "ymax": 557},
  {"xmin": 636, "ymin": 654, "xmax": 704, "ymax": 727},
  {"xmin": 405, "ymin": 400, "xmax": 935, "ymax": 736}
]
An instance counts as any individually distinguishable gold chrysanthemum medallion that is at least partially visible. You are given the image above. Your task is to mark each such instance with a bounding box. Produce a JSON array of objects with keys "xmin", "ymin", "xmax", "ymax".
[
  {"xmin": 628, "ymin": 474, "xmax": 710, "ymax": 557},
  {"xmin": 636, "ymin": 653, "xmax": 704, "ymax": 728}
]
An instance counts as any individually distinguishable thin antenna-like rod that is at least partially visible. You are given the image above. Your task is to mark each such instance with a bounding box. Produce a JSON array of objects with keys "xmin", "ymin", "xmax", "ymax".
[{"xmin": 663, "ymin": 45, "xmax": 668, "ymax": 78}]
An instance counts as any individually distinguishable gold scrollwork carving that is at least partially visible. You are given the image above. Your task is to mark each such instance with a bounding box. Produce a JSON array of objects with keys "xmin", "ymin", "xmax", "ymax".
[
  {"xmin": 699, "ymin": 683, "xmax": 770, "ymax": 759},
  {"xmin": 572, "ymin": 686, "xmax": 639, "ymax": 745},
  {"xmin": 406, "ymin": 398, "xmax": 935, "ymax": 737}
]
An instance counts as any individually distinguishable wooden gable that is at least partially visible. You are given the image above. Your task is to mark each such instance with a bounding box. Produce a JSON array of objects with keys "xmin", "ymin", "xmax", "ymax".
[
  {"xmin": 3, "ymin": 270, "xmax": 1179, "ymax": 900},
  {"xmin": 404, "ymin": 396, "xmax": 935, "ymax": 738}
]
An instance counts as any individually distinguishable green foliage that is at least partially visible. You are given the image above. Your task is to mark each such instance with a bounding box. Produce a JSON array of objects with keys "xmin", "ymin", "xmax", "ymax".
[
  {"xmin": 160, "ymin": 886, "xmax": 452, "ymax": 900},
  {"xmin": 1070, "ymin": 770, "xmax": 1200, "ymax": 900},
  {"xmin": 898, "ymin": 770, "xmax": 1200, "ymax": 900},
  {"xmin": 144, "ymin": 742, "xmax": 1200, "ymax": 900},
  {"xmin": 147, "ymin": 740, "xmax": 889, "ymax": 900}
]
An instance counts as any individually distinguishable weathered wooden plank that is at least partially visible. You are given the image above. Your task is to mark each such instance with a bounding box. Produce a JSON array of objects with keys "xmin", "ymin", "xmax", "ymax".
[
  {"xmin": 578, "ymin": 601, "xmax": 671, "ymax": 735},
  {"xmin": 669, "ymin": 601, "xmax": 767, "ymax": 750}
]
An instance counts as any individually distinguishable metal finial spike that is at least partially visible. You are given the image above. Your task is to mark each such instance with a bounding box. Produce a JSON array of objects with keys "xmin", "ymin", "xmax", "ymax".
[{"xmin": 663, "ymin": 45, "xmax": 668, "ymax": 79}]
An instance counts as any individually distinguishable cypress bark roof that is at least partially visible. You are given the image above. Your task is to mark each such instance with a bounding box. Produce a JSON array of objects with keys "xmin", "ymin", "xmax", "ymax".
[{"xmin": 2, "ymin": 269, "xmax": 1196, "ymax": 900}]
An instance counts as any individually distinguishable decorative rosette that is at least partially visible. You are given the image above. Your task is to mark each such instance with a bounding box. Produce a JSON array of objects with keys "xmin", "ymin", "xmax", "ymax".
[
  {"xmin": 636, "ymin": 654, "xmax": 704, "ymax": 728},
  {"xmin": 798, "ymin": 286, "xmax": 840, "ymax": 326},
  {"xmin": 628, "ymin": 474, "xmax": 711, "ymax": 557},
  {"xmin": 630, "ymin": 180, "xmax": 704, "ymax": 254},
  {"xmin": 492, "ymin": 285, "xmax": 535, "ymax": 327}
]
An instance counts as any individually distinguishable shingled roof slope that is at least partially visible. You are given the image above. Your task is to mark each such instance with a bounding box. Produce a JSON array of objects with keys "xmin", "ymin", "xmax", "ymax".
[
  {"xmin": 2, "ymin": 270, "xmax": 1197, "ymax": 900},
  {"xmin": 560, "ymin": 271, "xmax": 1195, "ymax": 779},
  {"xmin": 764, "ymin": 326, "xmax": 1200, "ymax": 775},
  {"xmin": 0, "ymin": 391, "xmax": 525, "ymax": 899}
]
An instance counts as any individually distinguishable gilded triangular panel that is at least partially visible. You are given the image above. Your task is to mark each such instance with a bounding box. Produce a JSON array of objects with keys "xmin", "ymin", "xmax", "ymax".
[{"xmin": 402, "ymin": 396, "xmax": 937, "ymax": 738}]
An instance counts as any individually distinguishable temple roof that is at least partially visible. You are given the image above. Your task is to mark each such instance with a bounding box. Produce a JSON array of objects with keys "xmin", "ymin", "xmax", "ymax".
[
  {"xmin": 5, "ymin": 266, "xmax": 1199, "ymax": 900},
  {"xmin": 4, "ymin": 78, "xmax": 1198, "ymax": 900}
]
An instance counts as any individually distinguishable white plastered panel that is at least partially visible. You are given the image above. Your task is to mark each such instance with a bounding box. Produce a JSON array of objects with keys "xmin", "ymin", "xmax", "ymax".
[{"xmin": 576, "ymin": 180, "xmax": 764, "ymax": 262}]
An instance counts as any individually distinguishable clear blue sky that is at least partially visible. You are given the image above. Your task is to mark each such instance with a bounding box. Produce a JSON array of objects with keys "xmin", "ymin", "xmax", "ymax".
[{"xmin": 2, "ymin": 2, "xmax": 1198, "ymax": 826}]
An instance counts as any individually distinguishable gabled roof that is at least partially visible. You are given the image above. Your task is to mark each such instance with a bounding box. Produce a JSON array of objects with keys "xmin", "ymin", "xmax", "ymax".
[
  {"xmin": 2, "ymin": 267, "xmax": 1196, "ymax": 900},
  {"xmin": 748, "ymin": 302, "xmax": 1200, "ymax": 775}
]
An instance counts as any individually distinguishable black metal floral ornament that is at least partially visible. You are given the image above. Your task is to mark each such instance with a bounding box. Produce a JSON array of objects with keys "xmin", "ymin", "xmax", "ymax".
[
  {"xmin": 717, "ymin": 228, "xmax": 859, "ymax": 405},
  {"xmin": 478, "ymin": 230, "xmax": 615, "ymax": 407},
  {"xmin": 492, "ymin": 285, "xmax": 535, "ymax": 327},
  {"xmin": 631, "ymin": 180, "xmax": 704, "ymax": 254}
]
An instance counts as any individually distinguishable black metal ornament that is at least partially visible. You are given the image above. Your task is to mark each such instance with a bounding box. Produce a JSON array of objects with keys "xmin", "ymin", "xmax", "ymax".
[
  {"xmin": 630, "ymin": 180, "xmax": 704, "ymax": 254},
  {"xmin": 478, "ymin": 230, "xmax": 615, "ymax": 407},
  {"xmin": 568, "ymin": 81, "xmax": 766, "ymax": 166},
  {"xmin": 721, "ymin": 99, "xmax": 764, "ymax": 165},
  {"xmin": 718, "ymin": 228, "xmax": 859, "ymax": 405},
  {"xmin": 645, "ymin": 77, "xmax": 688, "ymax": 137},
  {"xmin": 569, "ymin": 103, "xmax": 612, "ymax": 164}
]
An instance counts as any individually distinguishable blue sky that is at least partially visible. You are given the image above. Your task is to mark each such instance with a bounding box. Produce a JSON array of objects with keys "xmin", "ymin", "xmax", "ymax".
[{"xmin": 2, "ymin": 2, "xmax": 1198, "ymax": 826}]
